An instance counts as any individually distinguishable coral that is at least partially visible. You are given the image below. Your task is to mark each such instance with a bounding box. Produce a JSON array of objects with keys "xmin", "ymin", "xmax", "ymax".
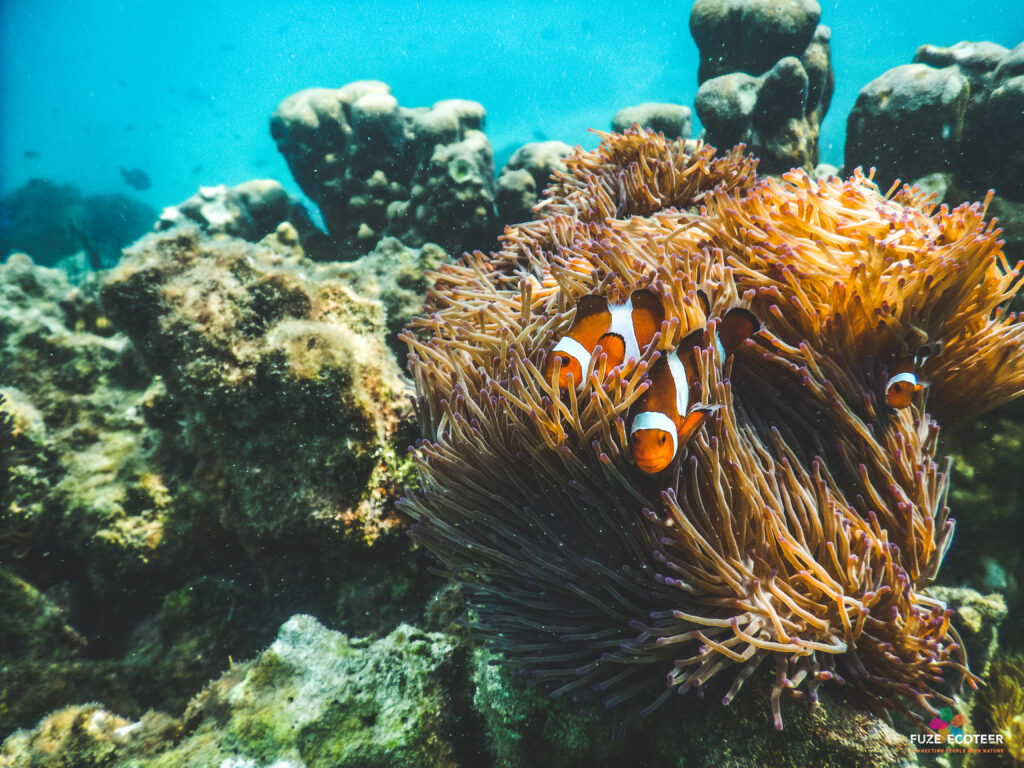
[
  {"xmin": 1, "ymin": 617, "xmax": 465, "ymax": 768},
  {"xmin": 0, "ymin": 227, "xmax": 441, "ymax": 738},
  {"xmin": 327, "ymin": 236, "xmax": 449, "ymax": 353},
  {"xmin": 957, "ymin": 41, "xmax": 1024, "ymax": 201},
  {"xmin": 0, "ymin": 253, "xmax": 169, "ymax": 593},
  {"xmin": 0, "ymin": 568, "xmax": 133, "ymax": 741},
  {"xmin": 495, "ymin": 141, "xmax": 573, "ymax": 226},
  {"xmin": 691, "ymin": 0, "xmax": 833, "ymax": 172},
  {"xmin": 847, "ymin": 41, "xmax": 1024, "ymax": 201},
  {"xmin": 0, "ymin": 179, "xmax": 155, "ymax": 270},
  {"xmin": 973, "ymin": 654, "xmax": 1024, "ymax": 766},
  {"xmin": 271, "ymin": 80, "xmax": 496, "ymax": 257},
  {"xmin": 101, "ymin": 225, "xmax": 413, "ymax": 553},
  {"xmin": 157, "ymin": 179, "xmax": 332, "ymax": 260},
  {"xmin": 845, "ymin": 63, "xmax": 970, "ymax": 191},
  {"xmin": 401, "ymin": 129, "xmax": 1024, "ymax": 729},
  {"xmin": 690, "ymin": 0, "xmax": 823, "ymax": 83},
  {"xmin": 612, "ymin": 103, "xmax": 693, "ymax": 140},
  {"xmin": 1, "ymin": 610, "xmax": 955, "ymax": 768}
]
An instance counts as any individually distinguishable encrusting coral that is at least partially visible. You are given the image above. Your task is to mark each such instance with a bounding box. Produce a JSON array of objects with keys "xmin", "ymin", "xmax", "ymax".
[{"xmin": 401, "ymin": 128, "xmax": 1024, "ymax": 729}]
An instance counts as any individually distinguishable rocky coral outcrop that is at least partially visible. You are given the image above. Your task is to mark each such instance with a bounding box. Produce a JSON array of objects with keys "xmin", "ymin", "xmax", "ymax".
[
  {"xmin": 328, "ymin": 236, "xmax": 449, "ymax": 353},
  {"xmin": 0, "ymin": 254, "xmax": 164, "ymax": 592},
  {"xmin": 101, "ymin": 225, "xmax": 414, "ymax": 553},
  {"xmin": 0, "ymin": 227, "xmax": 442, "ymax": 738},
  {"xmin": 271, "ymin": 80, "xmax": 497, "ymax": 257},
  {"xmin": 846, "ymin": 41, "xmax": 1024, "ymax": 200},
  {"xmin": 3, "ymin": 610, "xmax": 976, "ymax": 768},
  {"xmin": 157, "ymin": 179, "xmax": 332, "ymax": 260},
  {"xmin": 611, "ymin": 102, "xmax": 693, "ymax": 139},
  {"xmin": 494, "ymin": 140, "xmax": 572, "ymax": 225},
  {"xmin": 691, "ymin": 0, "xmax": 833, "ymax": 172}
]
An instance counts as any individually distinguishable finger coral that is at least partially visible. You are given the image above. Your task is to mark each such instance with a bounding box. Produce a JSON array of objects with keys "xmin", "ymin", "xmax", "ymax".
[{"xmin": 401, "ymin": 128, "xmax": 1024, "ymax": 728}]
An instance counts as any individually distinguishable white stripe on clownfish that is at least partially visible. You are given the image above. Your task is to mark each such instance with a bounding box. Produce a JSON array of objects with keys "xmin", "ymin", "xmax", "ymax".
[
  {"xmin": 666, "ymin": 348, "xmax": 689, "ymax": 415},
  {"xmin": 606, "ymin": 298, "xmax": 641, "ymax": 363},
  {"xmin": 551, "ymin": 336, "xmax": 592, "ymax": 377},
  {"xmin": 887, "ymin": 371, "xmax": 918, "ymax": 390},
  {"xmin": 629, "ymin": 410, "xmax": 678, "ymax": 458},
  {"xmin": 712, "ymin": 328, "xmax": 726, "ymax": 362}
]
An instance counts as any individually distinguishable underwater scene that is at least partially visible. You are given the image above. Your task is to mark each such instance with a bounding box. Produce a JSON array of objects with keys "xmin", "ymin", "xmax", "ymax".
[{"xmin": 1, "ymin": 1, "xmax": 1024, "ymax": 766}]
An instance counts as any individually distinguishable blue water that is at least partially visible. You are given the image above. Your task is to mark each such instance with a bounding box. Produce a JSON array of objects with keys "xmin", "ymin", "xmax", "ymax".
[{"xmin": 1, "ymin": 0, "xmax": 1021, "ymax": 215}]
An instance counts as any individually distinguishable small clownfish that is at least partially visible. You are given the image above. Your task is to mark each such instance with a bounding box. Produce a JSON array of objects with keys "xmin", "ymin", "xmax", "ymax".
[
  {"xmin": 884, "ymin": 342, "xmax": 940, "ymax": 409},
  {"xmin": 544, "ymin": 289, "xmax": 665, "ymax": 390},
  {"xmin": 629, "ymin": 307, "xmax": 760, "ymax": 475}
]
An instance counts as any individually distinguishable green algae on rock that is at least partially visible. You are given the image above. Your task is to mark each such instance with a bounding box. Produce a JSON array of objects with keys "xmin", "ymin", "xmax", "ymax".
[
  {"xmin": 1, "ymin": 609, "xmax": 955, "ymax": 768},
  {"xmin": 0, "ymin": 253, "xmax": 171, "ymax": 591},
  {"xmin": 101, "ymin": 225, "xmax": 414, "ymax": 552}
]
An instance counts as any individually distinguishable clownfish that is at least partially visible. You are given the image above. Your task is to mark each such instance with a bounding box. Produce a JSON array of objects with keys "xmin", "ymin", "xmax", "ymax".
[
  {"xmin": 544, "ymin": 289, "xmax": 665, "ymax": 389},
  {"xmin": 629, "ymin": 307, "xmax": 760, "ymax": 475},
  {"xmin": 884, "ymin": 342, "xmax": 940, "ymax": 409}
]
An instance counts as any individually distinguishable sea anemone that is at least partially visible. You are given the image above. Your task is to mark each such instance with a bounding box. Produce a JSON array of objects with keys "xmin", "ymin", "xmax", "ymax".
[{"xmin": 400, "ymin": 129, "xmax": 1024, "ymax": 728}]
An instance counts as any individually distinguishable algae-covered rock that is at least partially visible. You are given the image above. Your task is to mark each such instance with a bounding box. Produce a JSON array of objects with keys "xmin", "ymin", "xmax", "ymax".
[
  {"xmin": 101, "ymin": 225, "xmax": 414, "ymax": 554},
  {"xmin": 1, "ymin": 229, "xmax": 440, "ymax": 739},
  {"xmin": 0, "ymin": 568, "xmax": 135, "ymax": 742},
  {"xmin": 0, "ymin": 616, "xmax": 465, "ymax": 768},
  {"xmin": 157, "ymin": 179, "xmax": 333, "ymax": 260},
  {"xmin": 1, "ymin": 610, "xmax": 926, "ymax": 768},
  {"xmin": 0, "ymin": 253, "xmax": 171, "ymax": 592},
  {"xmin": 471, "ymin": 643, "xmax": 917, "ymax": 768},
  {"xmin": 329, "ymin": 236, "xmax": 449, "ymax": 352}
]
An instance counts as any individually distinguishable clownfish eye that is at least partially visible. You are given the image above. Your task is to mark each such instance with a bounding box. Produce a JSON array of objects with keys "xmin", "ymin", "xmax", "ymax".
[{"xmin": 659, "ymin": 434, "xmax": 666, "ymax": 445}]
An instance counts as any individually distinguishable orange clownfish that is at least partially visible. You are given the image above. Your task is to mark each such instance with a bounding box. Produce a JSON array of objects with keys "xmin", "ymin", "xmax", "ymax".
[
  {"xmin": 544, "ymin": 289, "xmax": 664, "ymax": 390},
  {"xmin": 629, "ymin": 307, "xmax": 759, "ymax": 475},
  {"xmin": 884, "ymin": 343, "xmax": 939, "ymax": 409}
]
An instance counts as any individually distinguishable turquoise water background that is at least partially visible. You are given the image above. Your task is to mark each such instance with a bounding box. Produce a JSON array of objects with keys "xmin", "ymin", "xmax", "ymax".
[{"xmin": 1, "ymin": 0, "xmax": 1021, "ymax": 214}]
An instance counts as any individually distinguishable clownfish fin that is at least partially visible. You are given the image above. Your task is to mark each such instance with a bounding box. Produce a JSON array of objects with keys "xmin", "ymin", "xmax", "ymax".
[
  {"xmin": 679, "ymin": 327, "xmax": 704, "ymax": 353},
  {"xmin": 596, "ymin": 332, "xmax": 626, "ymax": 365},
  {"xmin": 573, "ymin": 294, "xmax": 610, "ymax": 324},
  {"xmin": 717, "ymin": 307, "xmax": 760, "ymax": 356},
  {"xmin": 696, "ymin": 289, "xmax": 711, "ymax": 317},
  {"xmin": 629, "ymin": 289, "xmax": 665, "ymax": 349},
  {"xmin": 677, "ymin": 404, "xmax": 722, "ymax": 444},
  {"xmin": 915, "ymin": 341, "xmax": 942, "ymax": 367}
]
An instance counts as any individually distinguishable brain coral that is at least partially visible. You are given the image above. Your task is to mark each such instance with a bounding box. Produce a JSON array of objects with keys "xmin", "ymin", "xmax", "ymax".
[{"xmin": 401, "ymin": 129, "xmax": 1024, "ymax": 728}]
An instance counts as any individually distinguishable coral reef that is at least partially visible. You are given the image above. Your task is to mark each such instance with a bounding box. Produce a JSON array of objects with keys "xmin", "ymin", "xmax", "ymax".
[
  {"xmin": 0, "ymin": 179, "xmax": 155, "ymax": 270},
  {"xmin": 328, "ymin": 236, "xmax": 449, "ymax": 353},
  {"xmin": 847, "ymin": 41, "xmax": 1024, "ymax": 201},
  {"xmin": 101, "ymin": 225, "xmax": 413, "ymax": 552},
  {"xmin": 2, "ymin": 611, "xmax": 960, "ymax": 768},
  {"xmin": 495, "ymin": 141, "xmax": 573, "ymax": 226},
  {"xmin": 157, "ymin": 179, "xmax": 332, "ymax": 260},
  {"xmin": 402, "ymin": 129, "xmax": 1024, "ymax": 729},
  {"xmin": 612, "ymin": 102, "xmax": 693, "ymax": 140},
  {"xmin": 0, "ymin": 226, "xmax": 443, "ymax": 737},
  {"xmin": 271, "ymin": 80, "xmax": 496, "ymax": 257},
  {"xmin": 691, "ymin": 0, "xmax": 833, "ymax": 172}
]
